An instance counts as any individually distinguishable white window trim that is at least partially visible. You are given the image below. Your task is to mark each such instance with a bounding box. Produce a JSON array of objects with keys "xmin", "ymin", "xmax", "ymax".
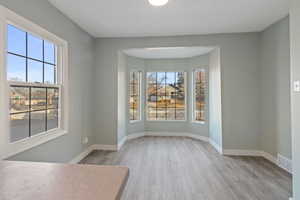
[
  {"xmin": 129, "ymin": 70, "xmax": 142, "ymax": 123},
  {"xmin": 191, "ymin": 68, "xmax": 206, "ymax": 124},
  {"xmin": 0, "ymin": 6, "xmax": 69, "ymax": 159},
  {"xmin": 146, "ymin": 71, "xmax": 187, "ymax": 122}
]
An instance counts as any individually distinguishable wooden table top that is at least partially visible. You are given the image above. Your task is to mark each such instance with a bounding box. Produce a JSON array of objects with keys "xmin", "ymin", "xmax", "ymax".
[{"xmin": 0, "ymin": 161, "xmax": 129, "ymax": 200}]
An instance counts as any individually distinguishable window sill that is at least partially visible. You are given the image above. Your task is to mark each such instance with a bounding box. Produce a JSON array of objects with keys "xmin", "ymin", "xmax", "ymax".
[
  {"xmin": 146, "ymin": 120, "xmax": 187, "ymax": 122},
  {"xmin": 191, "ymin": 121, "xmax": 206, "ymax": 125},
  {"xmin": 129, "ymin": 120, "xmax": 142, "ymax": 124},
  {"xmin": 3, "ymin": 129, "xmax": 68, "ymax": 159}
]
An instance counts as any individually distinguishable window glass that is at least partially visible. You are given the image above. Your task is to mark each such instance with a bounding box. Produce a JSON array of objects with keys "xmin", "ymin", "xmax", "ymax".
[
  {"xmin": 44, "ymin": 64, "xmax": 56, "ymax": 84},
  {"xmin": 31, "ymin": 110, "xmax": 46, "ymax": 136},
  {"xmin": 194, "ymin": 70, "xmax": 206, "ymax": 122},
  {"xmin": 129, "ymin": 71, "xmax": 141, "ymax": 121},
  {"xmin": 47, "ymin": 88, "xmax": 59, "ymax": 109},
  {"xmin": 10, "ymin": 113, "xmax": 29, "ymax": 143},
  {"xmin": 28, "ymin": 59, "xmax": 43, "ymax": 83},
  {"xmin": 7, "ymin": 24, "xmax": 57, "ymax": 84},
  {"xmin": 47, "ymin": 109, "xmax": 58, "ymax": 130},
  {"xmin": 31, "ymin": 87, "xmax": 46, "ymax": 111},
  {"xmin": 147, "ymin": 72, "xmax": 186, "ymax": 121},
  {"xmin": 44, "ymin": 40, "xmax": 55, "ymax": 64},
  {"xmin": 7, "ymin": 25, "xmax": 26, "ymax": 56},
  {"xmin": 10, "ymin": 86, "xmax": 29, "ymax": 113},
  {"xmin": 7, "ymin": 54, "xmax": 26, "ymax": 82},
  {"xmin": 27, "ymin": 34, "xmax": 43, "ymax": 61}
]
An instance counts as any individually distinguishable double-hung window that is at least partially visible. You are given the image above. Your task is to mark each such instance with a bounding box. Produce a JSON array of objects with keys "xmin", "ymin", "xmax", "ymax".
[
  {"xmin": 193, "ymin": 69, "xmax": 206, "ymax": 122},
  {"xmin": 146, "ymin": 72, "xmax": 186, "ymax": 121},
  {"xmin": 0, "ymin": 7, "xmax": 68, "ymax": 158},
  {"xmin": 129, "ymin": 71, "xmax": 142, "ymax": 122}
]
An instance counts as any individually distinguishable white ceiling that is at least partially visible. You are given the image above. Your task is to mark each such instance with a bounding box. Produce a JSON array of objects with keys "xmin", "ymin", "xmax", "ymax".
[
  {"xmin": 48, "ymin": 0, "xmax": 289, "ymax": 38},
  {"xmin": 123, "ymin": 47, "xmax": 214, "ymax": 59}
]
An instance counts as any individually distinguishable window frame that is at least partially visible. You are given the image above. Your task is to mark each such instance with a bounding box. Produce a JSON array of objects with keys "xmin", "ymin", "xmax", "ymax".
[
  {"xmin": 192, "ymin": 68, "xmax": 206, "ymax": 124},
  {"xmin": 129, "ymin": 70, "xmax": 142, "ymax": 123},
  {"xmin": 146, "ymin": 71, "xmax": 187, "ymax": 122},
  {"xmin": 0, "ymin": 6, "xmax": 69, "ymax": 159}
]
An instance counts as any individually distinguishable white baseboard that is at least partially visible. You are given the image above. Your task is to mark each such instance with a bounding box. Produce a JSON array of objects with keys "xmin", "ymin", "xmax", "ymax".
[
  {"xmin": 223, "ymin": 149, "xmax": 292, "ymax": 174},
  {"xmin": 144, "ymin": 131, "xmax": 209, "ymax": 142},
  {"xmin": 118, "ymin": 136, "xmax": 127, "ymax": 150},
  {"xmin": 277, "ymin": 154, "xmax": 292, "ymax": 174},
  {"xmin": 223, "ymin": 149, "xmax": 262, "ymax": 157},
  {"xmin": 93, "ymin": 144, "xmax": 118, "ymax": 151},
  {"xmin": 209, "ymin": 139, "xmax": 223, "ymax": 154},
  {"xmin": 126, "ymin": 132, "xmax": 145, "ymax": 140},
  {"xmin": 69, "ymin": 144, "xmax": 117, "ymax": 164},
  {"xmin": 69, "ymin": 145, "xmax": 95, "ymax": 164},
  {"xmin": 260, "ymin": 151, "xmax": 277, "ymax": 164}
]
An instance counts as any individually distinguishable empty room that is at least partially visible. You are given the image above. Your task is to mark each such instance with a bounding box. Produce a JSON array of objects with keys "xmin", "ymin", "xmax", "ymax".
[{"xmin": 0, "ymin": 0, "xmax": 300, "ymax": 200}]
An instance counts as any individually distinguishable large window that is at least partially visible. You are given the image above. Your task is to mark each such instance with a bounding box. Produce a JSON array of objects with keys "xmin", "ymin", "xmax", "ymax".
[
  {"xmin": 7, "ymin": 24, "xmax": 60, "ymax": 143},
  {"xmin": 194, "ymin": 69, "xmax": 206, "ymax": 122},
  {"xmin": 147, "ymin": 72, "xmax": 186, "ymax": 121},
  {"xmin": 0, "ymin": 6, "xmax": 69, "ymax": 158},
  {"xmin": 129, "ymin": 71, "xmax": 141, "ymax": 122}
]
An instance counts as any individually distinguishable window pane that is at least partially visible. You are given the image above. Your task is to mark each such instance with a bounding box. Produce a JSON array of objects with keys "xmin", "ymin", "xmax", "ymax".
[
  {"xmin": 147, "ymin": 106, "xmax": 156, "ymax": 120},
  {"xmin": 28, "ymin": 59, "xmax": 43, "ymax": 83},
  {"xmin": 146, "ymin": 72, "xmax": 186, "ymax": 121},
  {"xmin": 167, "ymin": 108, "xmax": 175, "ymax": 120},
  {"xmin": 194, "ymin": 71, "xmax": 205, "ymax": 121},
  {"xmin": 147, "ymin": 72, "xmax": 157, "ymax": 84},
  {"xmin": 28, "ymin": 34, "xmax": 43, "ymax": 60},
  {"xmin": 47, "ymin": 88, "xmax": 59, "ymax": 109},
  {"xmin": 47, "ymin": 109, "xmax": 58, "ymax": 130},
  {"xmin": 7, "ymin": 25, "xmax": 26, "ymax": 56},
  {"xmin": 176, "ymin": 108, "xmax": 185, "ymax": 120},
  {"xmin": 7, "ymin": 54, "xmax": 26, "ymax": 82},
  {"xmin": 157, "ymin": 108, "xmax": 166, "ymax": 120},
  {"xmin": 157, "ymin": 96, "xmax": 166, "ymax": 108},
  {"xmin": 44, "ymin": 40, "xmax": 55, "ymax": 64},
  {"xmin": 44, "ymin": 64, "xmax": 56, "ymax": 84},
  {"xmin": 31, "ymin": 87, "xmax": 46, "ymax": 111},
  {"xmin": 31, "ymin": 110, "xmax": 46, "ymax": 136},
  {"xmin": 10, "ymin": 86, "xmax": 29, "ymax": 113},
  {"xmin": 129, "ymin": 71, "xmax": 141, "ymax": 121},
  {"xmin": 10, "ymin": 113, "xmax": 29, "ymax": 143}
]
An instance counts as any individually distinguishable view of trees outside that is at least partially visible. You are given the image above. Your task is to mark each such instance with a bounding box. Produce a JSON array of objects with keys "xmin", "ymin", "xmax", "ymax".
[
  {"xmin": 129, "ymin": 71, "xmax": 141, "ymax": 121},
  {"xmin": 10, "ymin": 86, "xmax": 59, "ymax": 142},
  {"xmin": 194, "ymin": 70, "xmax": 206, "ymax": 121},
  {"xmin": 147, "ymin": 72, "xmax": 185, "ymax": 120},
  {"xmin": 7, "ymin": 24, "xmax": 59, "ymax": 142}
]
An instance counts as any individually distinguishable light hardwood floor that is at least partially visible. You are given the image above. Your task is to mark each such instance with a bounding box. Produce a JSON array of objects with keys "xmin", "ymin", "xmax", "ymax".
[{"xmin": 80, "ymin": 136, "xmax": 292, "ymax": 200}]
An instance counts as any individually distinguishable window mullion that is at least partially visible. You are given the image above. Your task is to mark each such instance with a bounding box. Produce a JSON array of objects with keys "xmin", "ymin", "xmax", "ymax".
[{"xmin": 25, "ymin": 32, "xmax": 28, "ymax": 82}]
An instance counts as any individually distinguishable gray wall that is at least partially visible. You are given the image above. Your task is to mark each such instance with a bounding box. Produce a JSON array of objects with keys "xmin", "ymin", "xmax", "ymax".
[
  {"xmin": 290, "ymin": 0, "xmax": 300, "ymax": 198},
  {"xmin": 209, "ymin": 48, "xmax": 223, "ymax": 148},
  {"xmin": 260, "ymin": 17, "xmax": 291, "ymax": 159},
  {"xmin": 95, "ymin": 33, "xmax": 261, "ymax": 150},
  {"xmin": 0, "ymin": 0, "xmax": 96, "ymax": 162}
]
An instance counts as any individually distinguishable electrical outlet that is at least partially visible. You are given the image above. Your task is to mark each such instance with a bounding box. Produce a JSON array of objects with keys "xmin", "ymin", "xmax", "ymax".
[
  {"xmin": 293, "ymin": 81, "xmax": 300, "ymax": 92},
  {"xmin": 82, "ymin": 137, "xmax": 89, "ymax": 144}
]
